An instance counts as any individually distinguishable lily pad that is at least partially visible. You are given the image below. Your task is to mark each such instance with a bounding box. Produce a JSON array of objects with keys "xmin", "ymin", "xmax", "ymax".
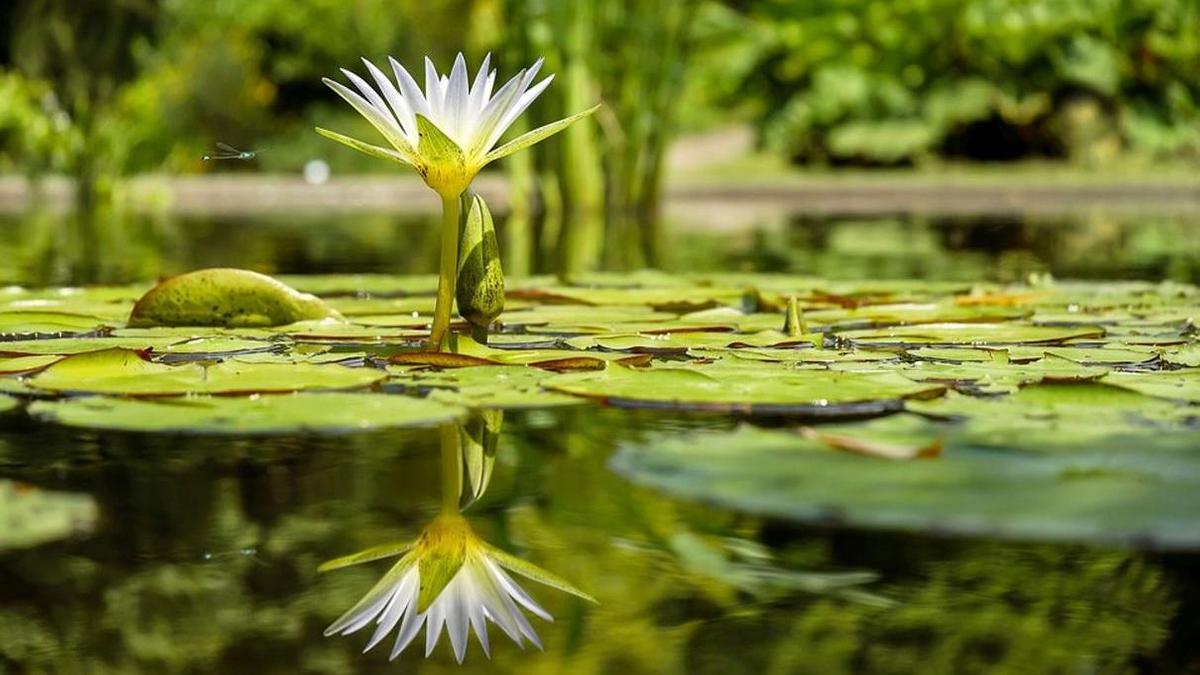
[
  {"xmin": 544, "ymin": 362, "xmax": 944, "ymax": 415},
  {"xmin": 0, "ymin": 393, "xmax": 18, "ymax": 413},
  {"xmin": 29, "ymin": 393, "xmax": 462, "ymax": 434},
  {"xmin": 27, "ymin": 348, "xmax": 385, "ymax": 396},
  {"xmin": 611, "ymin": 424, "xmax": 1200, "ymax": 548},
  {"xmin": 388, "ymin": 364, "xmax": 583, "ymax": 409},
  {"xmin": 0, "ymin": 480, "xmax": 98, "ymax": 550},
  {"xmin": 835, "ymin": 322, "xmax": 1105, "ymax": 347}
]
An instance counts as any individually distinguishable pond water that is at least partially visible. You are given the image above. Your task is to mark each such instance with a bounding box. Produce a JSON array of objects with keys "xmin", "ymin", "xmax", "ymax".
[{"xmin": 1, "ymin": 206, "xmax": 1198, "ymax": 673}]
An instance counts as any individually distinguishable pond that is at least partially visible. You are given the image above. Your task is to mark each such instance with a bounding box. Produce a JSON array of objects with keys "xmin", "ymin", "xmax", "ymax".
[{"xmin": 1, "ymin": 204, "xmax": 1198, "ymax": 673}]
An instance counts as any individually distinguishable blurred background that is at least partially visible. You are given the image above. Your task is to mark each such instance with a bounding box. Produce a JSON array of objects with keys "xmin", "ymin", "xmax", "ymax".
[{"xmin": 1, "ymin": 0, "xmax": 1199, "ymax": 285}]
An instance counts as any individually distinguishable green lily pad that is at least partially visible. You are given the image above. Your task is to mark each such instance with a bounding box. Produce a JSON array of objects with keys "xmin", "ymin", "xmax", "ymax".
[
  {"xmin": 0, "ymin": 310, "xmax": 110, "ymax": 335},
  {"xmin": 128, "ymin": 268, "xmax": 344, "ymax": 327},
  {"xmin": 388, "ymin": 364, "xmax": 583, "ymax": 409},
  {"xmin": 836, "ymin": 322, "xmax": 1105, "ymax": 347},
  {"xmin": 0, "ymin": 393, "xmax": 18, "ymax": 413},
  {"xmin": 29, "ymin": 393, "xmax": 462, "ymax": 434},
  {"xmin": 1101, "ymin": 370, "xmax": 1200, "ymax": 403},
  {"xmin": 544, "ymin": 362, "xmax": 944, "ymax": 415},
  {"xmin": 611, "ymin": 424, "xmax": 1200, "ymax": 548},
  {"xmin": 0, "ymin": 354, "xmax": 63, "ymax": 374},
  {"xmin": 0, "ymin": 480, "xmax": 98, "ymax": 550},
  {"xmin": 27, "ymin": 348, "xmax": 385, "ymax": 396}
]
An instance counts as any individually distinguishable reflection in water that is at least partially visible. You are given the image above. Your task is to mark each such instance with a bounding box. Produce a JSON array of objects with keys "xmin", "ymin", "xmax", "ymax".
[{"xmin": 321, "ymin": 414, "xmax": 596, "ymax": 663}]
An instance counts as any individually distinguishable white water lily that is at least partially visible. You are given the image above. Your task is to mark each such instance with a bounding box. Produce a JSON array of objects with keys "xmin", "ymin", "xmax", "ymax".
[
  {"xmin": 322, "ymin": 513, "xmax": 596, "ymax": 663},
  {"xmin": 319, "ymin": 52, "xmax": 598, "ymax": 198},
  {"xmin": 318, "ymin": 52, "xmax": 598, "ymax": 350}
]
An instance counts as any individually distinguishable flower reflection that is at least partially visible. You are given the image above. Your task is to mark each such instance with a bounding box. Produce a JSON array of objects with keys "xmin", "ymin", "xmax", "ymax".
[{"xmin": 321, "ymin": 415, "xmax": 595, "ymax": 662}]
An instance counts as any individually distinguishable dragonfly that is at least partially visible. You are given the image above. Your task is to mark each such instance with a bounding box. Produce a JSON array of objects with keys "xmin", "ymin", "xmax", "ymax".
[{"xmin": 203, "ymin": 142, "xmax": 260, "ymax": 161}]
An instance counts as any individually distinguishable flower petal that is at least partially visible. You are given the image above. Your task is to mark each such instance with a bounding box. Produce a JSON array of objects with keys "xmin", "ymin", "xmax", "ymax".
[
  {"xmin": 389, "ymin": 56, "xmax": 431, "ymax": 119},
  {"xmin": 362, "ymin": 58, "xmax": 417, "ymax": 141},
  {"xmin": 485, "ymin": 557, "xmax": 553, "ymax": 622},
  {"xmin": 323, "ymin": 556, "xmax": 416, "ymax": 636},
  {"xmin": 321, "ymin": 78, "xmax": 416, "ymax": 157},
  {"xmin": 364, "ymin": 570, "xmax": 417, "ymax": 652},
  {"xmin": 446, "ymin": 52, "xmax": 471, "ymax": 143},
  {"xmin": 425, "ymin": 57, "xmax": 445, "ymax": 119},
  {"xmin": 483, "ymin": 74, "xmax": 555, "ymax": 152}
]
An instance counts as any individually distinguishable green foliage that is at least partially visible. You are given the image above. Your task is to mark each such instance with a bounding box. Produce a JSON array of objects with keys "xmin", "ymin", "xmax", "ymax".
[{"xmin": 729, "ymin": 0, "xmax": 1200, "ymax": 164}]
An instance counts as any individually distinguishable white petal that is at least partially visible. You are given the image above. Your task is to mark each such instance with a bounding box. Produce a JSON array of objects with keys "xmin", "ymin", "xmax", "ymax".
[
  {"xmin": 389, "ymin": 56, "xmax": 431, "ymax": 120},
  {"xmin": 364, "ymin": 571, "xmax": 416, "ymax": 652},
  {"xmin": 484, "ymin": 74, "xmax": 554, "ymax": 153},
  {"xmin": 466, "ymin": 53, "xmax": 493, "ymax": 130},
  {"xmin": 467, "ymin": 579, "xmax": 491, "ymax": 658},
  {"xmin": 389, "ymin": 595, "xmax": 426, "ymax": 661},
  {"xmin": 326, "ymin": 586, "xmax": 392, "ymax": 636},
  {"xmin": 340, "ymin": 68, "xmax": 399, "ymax": 129},
  {"xmin": 469, "ymin": 69, "xmax": 527, "ymax": 153},
  {"xmin": 446, "ymin": 53, "xmax": 471, "ymax": 143},
  {"xmin": 362, "ymin": 58, "xmax": 416, "ymax": 140},
  {"xmin": 445, "ymin": 577, "xmax": 470, "ymax": 663},
  {"xmin": 486, "ymin": 558, "xmax": 553, "ymax": 622},
  {"xmin": 322, "ymin": 78, "xmax": 413, "ymax": 155},
  {"xmin": 424, "ymin": 588, "xmax": 448, "ymax": 657},
  {"xmin": 425, "ymin": 57, "xmax": 445, "ymax": 120}
]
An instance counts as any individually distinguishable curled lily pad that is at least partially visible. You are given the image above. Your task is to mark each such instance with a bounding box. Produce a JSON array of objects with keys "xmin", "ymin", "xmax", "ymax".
[
  {"xmin": 27, "ymin": 348, "xmax": 385, "ymax": 396},
  {"xmin": 0, "ymin": 480, "xmax": 98, "ymax": 550},
  {"xmin": 544, "ymin": 362, "xmax": 944, "ymax": 415},
  {"xmin": 29, "ymin": 393, "xmax": 462, "ymax": 434},
  {"xmin": 128, "ymin": 268, "xmax": 344, "ymax": 328}
]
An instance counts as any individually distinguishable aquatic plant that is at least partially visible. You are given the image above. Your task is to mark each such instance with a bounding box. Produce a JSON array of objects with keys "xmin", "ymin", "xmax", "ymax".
[{"xmin": 318, "ymin": 53, "xmax": 598, "ymax": 349}]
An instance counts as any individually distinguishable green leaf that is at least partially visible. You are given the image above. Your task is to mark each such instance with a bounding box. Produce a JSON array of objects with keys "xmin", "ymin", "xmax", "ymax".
[
  {"xmin": 415, "ymin": 114, "xmax": 464, "ymax": 164},
  {"xmin": 28, "ymin": 348, "xmax": 385, "ymax": 396},
  {"xmin": 315, "ymin": 127, "xmax": 413, "ymax": 166},
  {"xmin": 318, "ymin": 540, "xmax": 417, "ymax": 573},
  {"xmin": 417, "ymin": 547, "xmax": 467, "ymax": 613},
  {"xmin": 29, "ymin": 393, "xmax": 462, "ymax": 434},
  {"xmin": 485, "ymin": 544, "xmax": 598, "ymax": 603},
  {"xmin": 484, "ymin": 104, "xmax": 601, "ymax": 163}
]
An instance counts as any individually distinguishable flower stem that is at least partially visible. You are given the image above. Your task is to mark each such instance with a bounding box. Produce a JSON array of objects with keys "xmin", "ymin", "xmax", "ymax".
[
  {"xmin": 440, "ymin": 423, "xmax": 461, "ymax": 513},
  {"xmin": 428, "ymin": 192, "xmax": 462, "ymax": 350}
]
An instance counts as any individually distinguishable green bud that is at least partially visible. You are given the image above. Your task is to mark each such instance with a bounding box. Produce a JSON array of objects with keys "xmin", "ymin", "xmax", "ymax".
[
  {"xmin": 456, "ymin": 191, "xmax": 505, "ymax": 343},
  {"xmin": 458, "ymin": 410, "xmax": 502, "ymax": 510},
  {"xmin": 784, "ymin": 295, "xmax": 807, "ymax": 336}
]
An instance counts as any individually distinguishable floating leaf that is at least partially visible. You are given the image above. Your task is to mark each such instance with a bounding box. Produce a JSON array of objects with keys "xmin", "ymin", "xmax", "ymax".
[
  {"xmin": 611, "ymin": 425, "xmax": 1200, "ymax": 548},
  {"xmin": 836, "ymin": 322, "xmax": 1104, "ymax": 347},
  {"xmin": 389, "ymin": 364, "xmax": 583, "ymax": 409},
  {"xmin": 28, "ymin": 348, "xmax": 385, "ymax": 396},
  {"xmin": 29, "ymin": 393, "xmax": 460, "ymax": 434},
  {"xmin": 545, "ymin": 362, "xmax": 944, "ymax": 415}
]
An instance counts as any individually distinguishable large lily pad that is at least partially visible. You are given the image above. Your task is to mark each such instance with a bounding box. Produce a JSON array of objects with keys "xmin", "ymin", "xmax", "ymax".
[
  {"xmin": 27, "ymin": 348, "xmax": 385, "ymax": 396},
  {"xmin": 544, "ymin": 362, "xmax": 944, "ymax": 415},
  {"xmin": 29, "ymin": 393, "xmax": 462, "ymax": 434},
  {"xmin": 611, "ymin": 424, "xmax": 1200, "ymax": 548}
]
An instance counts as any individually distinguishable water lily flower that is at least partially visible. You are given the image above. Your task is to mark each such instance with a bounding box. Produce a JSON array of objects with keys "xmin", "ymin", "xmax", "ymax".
[
  {"xmin": 321, "ymin": 512, "xmax": 596, "ymax": 663},
  {"xmin": 318, "ymin": 54, "xmax": 599, "ymax": 349}
]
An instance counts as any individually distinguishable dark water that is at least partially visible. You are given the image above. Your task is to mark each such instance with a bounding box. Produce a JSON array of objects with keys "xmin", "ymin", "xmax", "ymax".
[{"xmin": 2, "ymin": 207, "xmax": 1199, "ymax": 673}]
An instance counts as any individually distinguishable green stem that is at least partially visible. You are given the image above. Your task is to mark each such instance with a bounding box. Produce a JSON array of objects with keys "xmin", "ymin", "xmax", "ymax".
[
  {"xmin": 428, "ymin": 192, "xmax": 462, "ymax": 350},
  {"xmin": 440, "ymin": 423, "xmax": 462, "ymax": 513}
]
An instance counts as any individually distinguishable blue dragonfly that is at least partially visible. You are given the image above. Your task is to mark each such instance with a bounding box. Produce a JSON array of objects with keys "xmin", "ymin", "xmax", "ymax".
[{"xmin": 203, "ymin": 142, "xmax": 260, "ymax": 161}]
